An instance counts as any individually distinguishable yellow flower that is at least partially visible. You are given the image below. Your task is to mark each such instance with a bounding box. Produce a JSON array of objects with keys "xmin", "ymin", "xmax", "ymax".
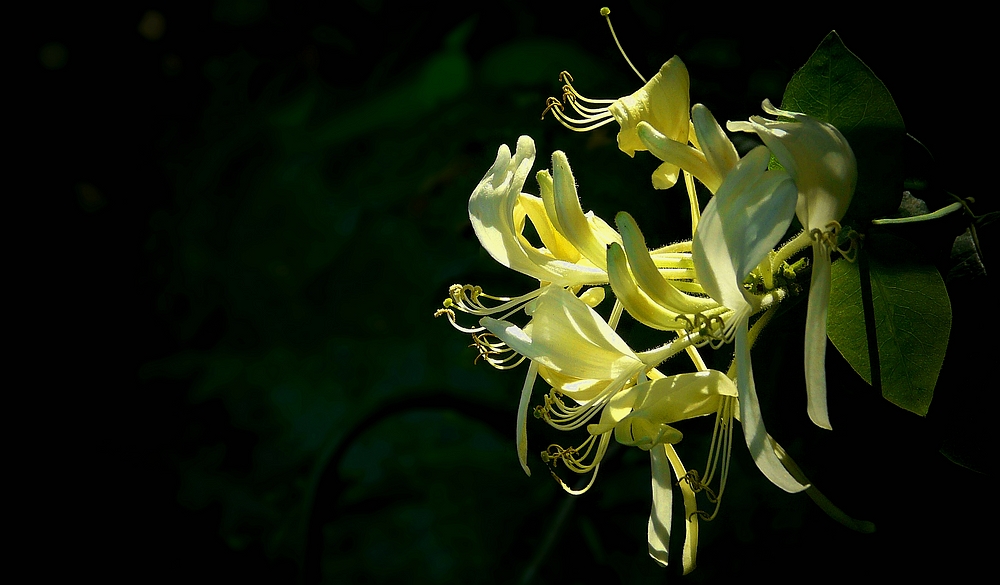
[
  {"xmin": 728, "ymin": 101, "xmax": 857, "ymax": 429},
  {"xmin": 480, "ymin": 286, "xmax": 697, "ymax": 477},
  {"xmin": 543, "ymin": 57, "xmax": 692, "ymax": 189},
  {"xmin": 588, "ymin": 370, "xmax": 738, "ymax": 572},
  {"xmin": 482, "ymin": 285, "xmax": 734, "ymax": 573}
]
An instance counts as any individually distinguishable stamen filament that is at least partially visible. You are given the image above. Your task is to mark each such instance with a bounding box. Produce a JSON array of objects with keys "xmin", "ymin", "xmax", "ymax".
[{"xmin": 542, "ymin": 99, "xmax": 617, "ymax": 132}]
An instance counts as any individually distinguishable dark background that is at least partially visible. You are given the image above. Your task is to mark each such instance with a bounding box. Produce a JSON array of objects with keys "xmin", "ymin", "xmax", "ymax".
[{"xmin": 28, "ymin": 1, "xmax": 995, "ymax": 582}]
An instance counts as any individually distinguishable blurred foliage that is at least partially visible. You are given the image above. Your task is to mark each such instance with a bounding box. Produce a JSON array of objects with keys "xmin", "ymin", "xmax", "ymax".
[{"xmin": 37, "ymin": 1, "xmax": 997, "ymax": 582}]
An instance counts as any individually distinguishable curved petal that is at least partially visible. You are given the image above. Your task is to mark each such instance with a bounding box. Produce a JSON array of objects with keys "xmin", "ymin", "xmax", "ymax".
[
  {"xmin": 468, "ymin": 136, "xmax": 608, "ymax": 286},
  {"xmin": 551, "ymin": 151, "xmax": 612, "ymax": 269},
  {"xmin": 589, "ymin": 370, "xmax": 737, "ymax": 439},
  {"xmin": 647, "ymin": 444, "xmax": 674, "ymax": 567},
  {"xmin": 516, "ymin": 361, "xmax": 539, "ymax": 476},
  {"xmin": 692, "ymin": 146, "xmax": 796, "ymax": 311},
  {"xmin": 727, "ymin": 100, "xmax": 856, "ymax": 231},
  {"xmin": 805, "ymin": 243, "xmax": 833, "ymax": 429},
  {"xmin": 608, "ymin": 242, "xmax": 687, "ymax": 331},
  {"xmin": 735, "ymin": 326, "xmax": 808, "ymax": 493},
  {"xmin": 518, "ymin": 192, "xmax": 579, "ymax": 263},
  {"xmin": 664, "ymin": 444, "xmax": 699, "ymax": 574},
  {"xmin": 691, "ymin": 180, "xmax": 744, "ymax": 311},
  {"xmin": 691, "ymin": 104, "xmax": 738, "ymax": 182},
  {"xmin": 536, "ymin": 365, "xmax": 614, "ymax": 405}
]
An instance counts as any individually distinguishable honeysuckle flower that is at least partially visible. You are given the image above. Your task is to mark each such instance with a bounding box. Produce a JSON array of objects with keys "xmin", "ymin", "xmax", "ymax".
[
  {"xmin": 728, "ymin": 100, "xmax": 857, "ymax": 430},
  {"xmin": 480, "ymin": 286, "xmax": 702, "ymax": 477},
  {"xmin": 588, "ymin": 370, "xmax": 738, "ymax": 572},
  {"xmin": 542, "ymin": 57, "xmax": 691, "ymax": 189},
  {"xmin": 485, "ymin": 286, "xmax": 739, "ymax": 573},
  {"xmin": 691, "ymin": 145, "xmax": 807, "ymax": 493}
]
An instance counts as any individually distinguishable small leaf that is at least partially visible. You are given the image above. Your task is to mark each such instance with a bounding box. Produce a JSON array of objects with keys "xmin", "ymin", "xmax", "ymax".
[
  {"xmin": 828, "ymin": 234, "xmax": 952, "ymax": 416},
  {"xmin": 781, "ymin": 31, "xmax": 905, "ymax": 224}
]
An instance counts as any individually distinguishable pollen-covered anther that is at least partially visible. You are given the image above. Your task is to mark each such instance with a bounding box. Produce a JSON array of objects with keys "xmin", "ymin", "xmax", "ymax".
[
  {"xmin": 540, "ymin": 444, "xmax": 577, "ymax": 467},
  {"xmin": 810, "ymin": 220, "xmax": 842, "ymax": 251},
  {"xmin": 679, "ymin": 470, "xmax": 718, "ymax": 501},
  {"xmin": 441, "ymin": 284, "xmax": 545, "ymax": 332},
  {"xmin": 835, "ymin": 226, "xmax": 861, "ymax": 263},
  {"xmin": 533, "ymin": 392, "xmax": 561, "ymax": 423},
  {"xmin": 686, "ymin": 313, "xmax": 728, "ymax": 348}
]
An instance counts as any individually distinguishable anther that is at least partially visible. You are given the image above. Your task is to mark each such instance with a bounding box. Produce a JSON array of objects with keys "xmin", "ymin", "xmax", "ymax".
[{"xmin": 540, "ymin": 96, "xmax": 565, "ymax": 120}]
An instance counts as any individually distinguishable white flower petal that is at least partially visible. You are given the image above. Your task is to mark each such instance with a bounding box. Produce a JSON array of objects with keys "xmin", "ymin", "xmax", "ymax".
[
  {"xmin": 467, "ymin": 136, "xmax": 609, "ymax": 286},
  {"xmin": 516, "ymin": 361, "xmax": 540, "ymax": 476},
  {"xmin": 805, "ymin": 244, "xmax": 833, "ymax": 429},
  {"xmin": 647, "ymin": 444, "xmax": 673, "ymax": 567},
  {"xmin": 691, "ymin": 104, "xmax": 739, "ymax": 182},
  {"xmin": 692, "ymin": 146, "xmax": 796, "ymax": 311},
  {"xmin": 735, "ymin": 326, "xmax": 808, "ymax": 493}
]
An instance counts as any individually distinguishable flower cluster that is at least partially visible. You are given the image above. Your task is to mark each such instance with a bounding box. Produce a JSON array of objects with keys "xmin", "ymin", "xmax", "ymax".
[{"xmin": 436, "ymin": 47, "xmax": 870, "ymax": 572}]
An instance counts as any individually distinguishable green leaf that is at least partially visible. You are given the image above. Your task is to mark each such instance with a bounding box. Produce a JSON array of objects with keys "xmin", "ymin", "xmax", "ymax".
[
  {"xmin": 827, "ymin": 234, "xmax": 952, "ymax": 416},
  {"xmin": 828, "ymin": 257, "xmax": 872, "ymax": 384},
  {"xmin": 781, "ymin": 31, "xmax": 905, "ymax": 223}
]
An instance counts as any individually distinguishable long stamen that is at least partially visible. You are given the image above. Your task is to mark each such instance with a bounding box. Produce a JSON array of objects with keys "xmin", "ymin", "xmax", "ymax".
[
  {"xmin": 560, "ymin": 78, "xmax": 616, "ymax": 107},
  {"xmin": 680, "ymin": 395, "xmax": 734, "ymax": 522},
  {"xmin": 541, "ymin": 95, "xmax": 616, "ymax": 132},
  {"xmin": 536, "ymin": 376, "xmax": 631, "ymax": 431}
]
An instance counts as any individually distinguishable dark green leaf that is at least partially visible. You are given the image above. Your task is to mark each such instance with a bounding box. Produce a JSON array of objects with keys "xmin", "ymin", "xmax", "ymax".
[{"xmin": 828, "ymin": 234, "xmax": 952, "ymax": 415}]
